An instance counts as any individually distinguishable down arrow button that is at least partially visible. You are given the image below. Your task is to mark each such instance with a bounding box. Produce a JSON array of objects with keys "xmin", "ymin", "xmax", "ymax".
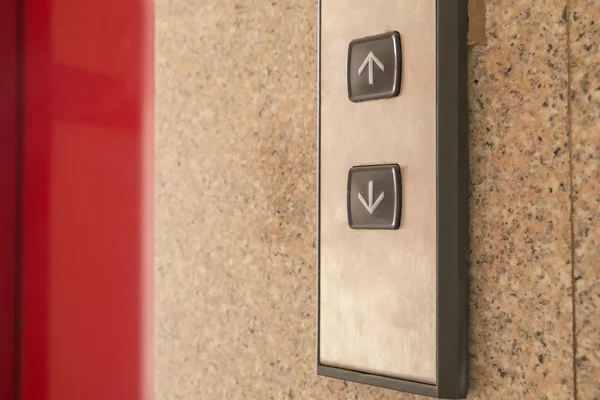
[{"xmin": 347, "ymin": 164, "xmax": 401, "ymax": 230}]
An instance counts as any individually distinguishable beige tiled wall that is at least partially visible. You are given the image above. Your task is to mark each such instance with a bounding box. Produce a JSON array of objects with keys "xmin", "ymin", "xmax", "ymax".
[{"xmin": 156, "ymin": 1, "xmax": 599, "ymax": 398}]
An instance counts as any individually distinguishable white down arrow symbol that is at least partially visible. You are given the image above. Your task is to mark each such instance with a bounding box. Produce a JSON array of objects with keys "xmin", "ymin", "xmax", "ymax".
[{"xmin": 358, "ymin": 181, "xmax": 384, "ymax": 214}]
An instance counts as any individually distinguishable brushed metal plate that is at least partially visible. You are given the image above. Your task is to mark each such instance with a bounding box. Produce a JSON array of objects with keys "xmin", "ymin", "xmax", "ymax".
[{"xmin": 319, "ymin": 0, "xmax": 437, "ymax": 385}]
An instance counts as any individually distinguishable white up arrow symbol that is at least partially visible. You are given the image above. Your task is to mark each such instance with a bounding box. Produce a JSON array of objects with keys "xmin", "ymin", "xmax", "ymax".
[
  {"xmin": 358, "ymin": 51, "xmax": 385, "ymax": 85},
  {"xmin": 358, "ymin": 181, "xmax": 385, "ymax": 214}
]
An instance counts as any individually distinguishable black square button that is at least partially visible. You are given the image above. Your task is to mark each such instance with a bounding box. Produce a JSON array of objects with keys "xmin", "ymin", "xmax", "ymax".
[
  {"xmin": 347, "ymin": 165, "xmax": 401, "ymax": 230},
  {"xmin": 347, "ymin": 32, "xmax": 402, "ymax": 103}
]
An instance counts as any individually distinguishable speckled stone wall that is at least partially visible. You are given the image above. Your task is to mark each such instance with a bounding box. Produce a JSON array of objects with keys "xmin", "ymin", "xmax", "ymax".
[
  {"xmin": 156, "ymin": 1, "xmax": 600, "ymax": 399},
  {"xmin": 570, "ymin": 1, "xmax": 600, "ymax": 398}
]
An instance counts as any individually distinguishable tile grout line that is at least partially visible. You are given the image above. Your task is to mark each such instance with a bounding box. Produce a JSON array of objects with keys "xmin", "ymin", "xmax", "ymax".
[{"xmin": 565, "ymin": 1, "xmax": 578, "ymax": 399}]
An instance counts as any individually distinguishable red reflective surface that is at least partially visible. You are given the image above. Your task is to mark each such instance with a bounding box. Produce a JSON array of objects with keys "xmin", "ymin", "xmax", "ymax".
[
  {"xmin": 20, "ymin": 0, "xmax": 154, "ymax": 399},
  {"xmin": 0, "ymin": 1, "xmax": 18, "ymax": 398}
]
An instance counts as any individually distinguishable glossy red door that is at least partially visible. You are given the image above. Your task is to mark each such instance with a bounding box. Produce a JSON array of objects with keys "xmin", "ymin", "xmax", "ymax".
[
  {"xmin": 20, "ymin": 0, "xmax": 153, "ymax": 399},
  {"xmin": 0, "ymin": 1, "xmax": 19, "ymax": 399}
]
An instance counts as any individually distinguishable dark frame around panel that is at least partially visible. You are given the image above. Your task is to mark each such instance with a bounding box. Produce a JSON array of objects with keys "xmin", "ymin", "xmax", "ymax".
[{"xmin": 316, "ymin": 0, "xmax": 469, "ymax": 398}]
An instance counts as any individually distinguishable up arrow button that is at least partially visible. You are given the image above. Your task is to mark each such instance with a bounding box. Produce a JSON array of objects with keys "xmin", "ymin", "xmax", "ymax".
[{"xmin": 347, "ymin": 31, "xmax": 402, "ymax": 102}]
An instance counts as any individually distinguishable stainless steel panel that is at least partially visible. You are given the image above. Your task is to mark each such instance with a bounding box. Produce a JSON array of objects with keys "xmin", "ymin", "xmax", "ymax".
[{"xmin": 319, "ymin": 0, "xmax": 437, "ymax": 384}]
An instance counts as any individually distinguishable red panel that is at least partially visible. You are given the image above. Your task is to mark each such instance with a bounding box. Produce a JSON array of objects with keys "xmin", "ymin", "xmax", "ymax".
[
  {"xmin": 20, "ymin": 0, "xmax": 154, "ymax": 399},
  {"xmin": 0, "ymin": 1, "xmax": 18, "ymax": 399}
]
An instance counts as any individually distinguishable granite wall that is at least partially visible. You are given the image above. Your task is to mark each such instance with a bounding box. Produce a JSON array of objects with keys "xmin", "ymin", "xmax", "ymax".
[{"xmin": 156, "ymin": 0, "xmax": 599, "ymax": 398}]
